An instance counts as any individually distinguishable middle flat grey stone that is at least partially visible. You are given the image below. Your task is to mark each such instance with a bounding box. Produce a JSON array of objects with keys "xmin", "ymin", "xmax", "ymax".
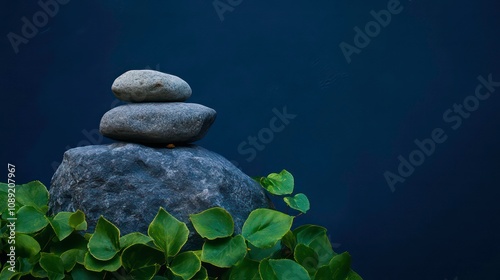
[{"xmin": 100, "ymin": 103, "xmax": 216, "ymax": 144}]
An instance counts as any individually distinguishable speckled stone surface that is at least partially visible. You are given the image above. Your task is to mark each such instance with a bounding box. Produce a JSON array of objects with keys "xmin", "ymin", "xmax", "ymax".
[
  {"xmin": 112, "ymin": 70, "xmax": 192, "ymax": 102},
  {"xmin": 99, "ymin": 103, "xmax": 216, "ymax": 144},
  {"xmin": 49, "ymin": 143, "xmax": 271, "ymax": 250}
]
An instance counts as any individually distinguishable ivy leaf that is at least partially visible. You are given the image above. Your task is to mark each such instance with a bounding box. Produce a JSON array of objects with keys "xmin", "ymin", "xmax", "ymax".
[
  {"xmin": 120, "ymin": 232, "xmax": 153, "ymax": 249},
  {"xmin": 121, "ymin": 243, "xmax": 165, "ymax": 271},
  {"xmin": 294, "ymin": 244, "xmax": 319, "ymax": 275},
  {"xmin": 283, "ymin": 193, "xmax": 310, "ymax": 213},
  {"xmin": 259, "ymin": 259, "xmax": 310, "ymax": 280},
  {"xmin": 69, "ymin": 210, "xmax": 87, "ymax": 231},
  {"xmin": 83, "ymin": 252, "xmax": 121, "ymax": 272},
  {"xmin": 49, "ymin": 212, "xmax": 74, "ymax": 241},
  {"xmin": 242, "ymin": 209, "xmax": 293, "ymax": 248},
  {"xmin": 15, "ymin": 181, "xmax": 49, "ymax": 213},
  {"xmin": 190, "ymin": 207, "xmax": 234, "ymax": 240},
  {"xmin": 148, "ymin": 207, "xmax": 189, "ymax": 258},
  {"xmin": 39, "ymin": 253, "xmax": 65, "ymax": 280},
  {"xmin": 169, "ymin": 251, "xmax": 202, "ymax": 280},
  {"xmin": 16, "ymin": 205, "xmax": 49, "ymax": 234},
  {"xmin": 258, "ymin": 170, "xmax": 294, "ymax": 195},
  {"xmin": 87, "ymin": 216, "xmax": 121, "ymax": 261},
  {"xmin": 201, "ymin": 235, "xmax": 247, "ymax": 268}
]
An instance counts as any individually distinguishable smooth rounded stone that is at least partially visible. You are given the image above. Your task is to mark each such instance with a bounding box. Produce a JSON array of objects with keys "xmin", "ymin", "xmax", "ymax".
[
  {"xmin": 100, "ymin": 103, "xmax": 216, "ymax": 144},
  {"xmin": 112, "ymin": 70, "xmax": 192, "ymax": 102},
  {"xmin": 48, "ymin": 143, "xmax": 272, "ymax": 250}
]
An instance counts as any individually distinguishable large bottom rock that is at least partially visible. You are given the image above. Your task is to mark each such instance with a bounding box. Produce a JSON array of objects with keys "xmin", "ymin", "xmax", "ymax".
[{"xmin": 49, "ymin": 142, "xmax": 271, "ymax": 249}]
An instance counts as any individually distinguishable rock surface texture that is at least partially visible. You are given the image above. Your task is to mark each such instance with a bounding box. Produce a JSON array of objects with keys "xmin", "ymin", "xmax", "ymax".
[
  {"xmin": 111, "ymin": 70, "xmax": 192, "ymax": 102},
  {"xmin": 49, "ymin": 143, "xmax": 271, "ymax": 249},
  {"xmin": 100, "ymin": 103, "xmax": 216, "ymax": 144}
]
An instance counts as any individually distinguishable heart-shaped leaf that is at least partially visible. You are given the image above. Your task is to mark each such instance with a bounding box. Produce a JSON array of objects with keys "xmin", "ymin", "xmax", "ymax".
[
  {"xmin": 39, "ymin": 253, "xmax": 65, "ymax": 280},
  {"xmin": 120, "ymin": 232, "xmax": 153, "ymax": 249},
  {"xmin": 259, "ymin": 259, "xmax": 310, "ymax": 280},
  {"xmin": 69, "ymin": 210, "xmax": 87, "ymax": 231},
  {"xmin": 169, "ymin": 251, "xmax": 201, "ymax": 280},
  {"xmin": 121, "ymin": 243, "xmax": 165, "ymax": 271},
  {"xmin": 201, "ymin": 235, "xmax": 247, "ymax": 268},
  {"xmin": 16, "ymin": 205, "xmax": 49, "ymax": 233},
  {"xmin": 294, "ymin": 244, "xmax": 319, "ymax": 275},
  {"xmin": 229, "ymin": 258, "xmax": 260, "ymax": 280},
  {"xmin": 148, "ymin": 207, "xmax": 189, "ymax": 258},
  {"xmin": 83, "ymin": 252, "xmax": 121, "ymax": 272},
  {"xmin": 258, "ymin": 170, "xmax": 294, "ymax": 195},
  {"xmin": 242, "ymin": 209, "xmax": 293, "ymax": 248},
  {"xmin": 284, "ymin": 193, "xmax": 310, "ymax": 213},
  {"xmin": 190, "ymin": 207, "xmax": 234, "ymax": 240},
  {"xmin": 16, "ymin": 181, "xmax": 49, "ymax": 213},
  {"xmin": 49, "ymin": 212, "xmax": 73, "ymax": 241},
  {"xmin": 87, "ymin": 216, "xmax": 121, "ymax": 261},
  {"xmin": 294, "ymin": 225, "xmax": 335, "ymax": 266}
]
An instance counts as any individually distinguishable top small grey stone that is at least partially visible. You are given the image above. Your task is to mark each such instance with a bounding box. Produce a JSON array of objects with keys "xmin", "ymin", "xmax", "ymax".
[{"xmin": 112, "ymin": 70, "xmax": 192, "ymax": 102}]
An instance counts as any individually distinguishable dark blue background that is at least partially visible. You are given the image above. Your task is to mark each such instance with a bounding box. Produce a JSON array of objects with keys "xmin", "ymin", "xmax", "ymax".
[{"xmin": 2, "ymin": 1, "xmax": 499, "ymax": 279}]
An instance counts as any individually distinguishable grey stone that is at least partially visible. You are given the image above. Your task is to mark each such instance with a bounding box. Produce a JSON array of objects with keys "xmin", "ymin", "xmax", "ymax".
[
  {"xmin": 49, "ymin": 143, "xmax": 272, "ymax": 250},
  {"xmin": 112, "ymin": 70, "xmax": 192, "ymax": 102},
  {"xmin": 99, "ymin": 103, "xmax": 216, "ymax": 144}
]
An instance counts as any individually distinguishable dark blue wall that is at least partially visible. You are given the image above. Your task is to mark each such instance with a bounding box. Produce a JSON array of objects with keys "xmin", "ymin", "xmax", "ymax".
[{"xmin": 2, "ymin": 1, "xmax": 500, "ymax": 279}]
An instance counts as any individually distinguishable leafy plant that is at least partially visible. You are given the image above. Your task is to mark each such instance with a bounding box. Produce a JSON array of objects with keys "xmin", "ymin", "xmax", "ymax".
[{"xmin": 0, "ymin": 170, "xmax": 362, "ymax": 279}]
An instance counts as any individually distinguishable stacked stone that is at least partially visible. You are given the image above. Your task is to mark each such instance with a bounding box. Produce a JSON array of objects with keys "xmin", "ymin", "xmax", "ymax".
[{"xmin": 99, "ymin": 70, "xmax": 216, "ymax": 145}]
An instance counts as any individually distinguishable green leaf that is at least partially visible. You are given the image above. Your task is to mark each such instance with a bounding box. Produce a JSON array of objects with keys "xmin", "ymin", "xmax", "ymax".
[
  {"xmin": 16, "ymin": 181, "xmax": 49, "ymax": 213},
  {"xmin": 69, "ymin": 210, "xmax": 87, "ymax": 231},
  {"xmin": 39, "ymin": 253, "xmax": 65, "ymax": 280},
  {"xmin": 314, "ymin": 265, "xmax": 332, "ymax": 279},
  {"xmin": 18, "ymin": 257, "xmax": 35, "ymax": 274},
  {"xmin": 246, "ymin": 242, "xmax": 281, "ymax": 262},
  {"xmin": 229, "ymin": 258, "xmax": 260, "ymax": 280},
  {"xmin": 281, "ymin": 230, "xmax": 296, "ymax": 251},
  {"xmin": 50, "ymin": 231, "xmax": 88, "ymax": 254},
  {"xmin": 120, "ymin": 232, "xmax": 153, "ymax": 249},
  {"xmin": 294, "ymin": 244, "xmax": 319, "ymax": 275},
  {"xmin": 294, "ymin": 225, "xmax": 335, "ymax": 266},
  {"xmin": 87, "ymin": 216, "xmax": 121, "ymax": 261},
  {"xmin": 169, "ymin": 251, "xmax": 201, "ymax": 280},
  {"xmin": 191, "ymin": 266, "xmax": 208, "ymax": 280},
  {"xmin": 83, "ymin": 252, "xmax": 121, "ymax": 272},
  {"xmin": 148, "ymin": 207, "xmax": 189, "ymax": 258},
  {"xmin": 259, "ymin": 170, "xmax": 294, "ymax": 195},
  {"xmin": 16, "ymin": 206, "xmax": 49, "ymax": 234},
  {"xmin": 329, "ymin": 252, "xmax": 351, "ymax": 280},
  {"xmin": 49, "ymin": 212, "xmax": 73, "ymax": 241},
  {"xmin": 189, "ymin": 207, "xmax": 234, "ymax": 240},
  {"xmin": 121, "ymin": 243, "xmax": 165, "ymax": 271},
  {"xmin": 313, "ymin": 252, "xmax": 361, "ymax": 280},
  {"xmin": 60, "ymin": 249, "xmax": 86, "ymax": 272},
  {"xmin": 284, "ymin": 193, "xmax": 310, "ymax": 213},
  {"xmin": 259, "ymin": 259, "xmax": 310, "ymax": 280},
  {"xmin": 242, "ymin": 209, "xmax": 293, "ymax": 248},
  {"xmin": 16, "ymin": 233, "xmax": 41, "ymax": 258},
  {"xmin": 31, "ymin": 263, "xmax": 48, "ymax": 278},
  {"xmin": 0, "ymin": 266, "xmax": 21, "ymax": 280},
  {"xmin": 201, "ymin": 235, "xmax": 247, "ymax": 268},
  {"xmin": 129, "ymin": 265, "xmax": 160, "ymax": 280}
]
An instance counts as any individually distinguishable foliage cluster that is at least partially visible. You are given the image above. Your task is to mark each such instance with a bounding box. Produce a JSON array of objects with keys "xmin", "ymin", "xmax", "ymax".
[{"xmin": 0, "ymin": 170, "xmax": 362, "ymax": 279}]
